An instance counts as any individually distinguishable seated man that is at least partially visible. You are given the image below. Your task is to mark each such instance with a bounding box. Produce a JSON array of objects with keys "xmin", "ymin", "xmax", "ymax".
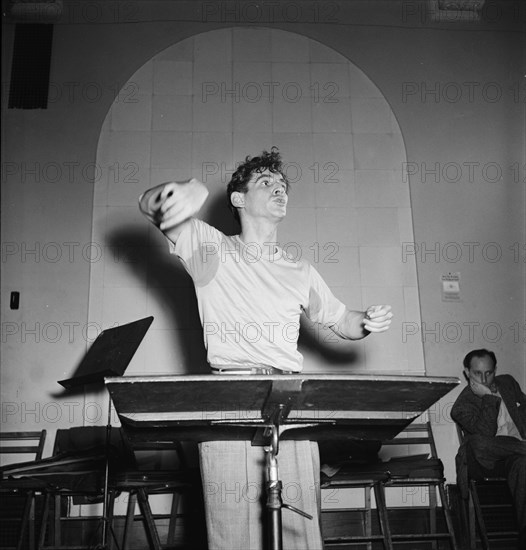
[{"xmin": 451, "ymin": 348, "xmax": 526, "ymax": 547}]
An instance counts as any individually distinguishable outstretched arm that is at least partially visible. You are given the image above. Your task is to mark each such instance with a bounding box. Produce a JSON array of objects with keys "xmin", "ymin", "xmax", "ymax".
[
  {"xmin": 138, "ymin": 178, "xmax": 209, "ymax": 243},
  {"xmin": 332, "ymin": 305, "xmax": 393, "ymax": 340}
]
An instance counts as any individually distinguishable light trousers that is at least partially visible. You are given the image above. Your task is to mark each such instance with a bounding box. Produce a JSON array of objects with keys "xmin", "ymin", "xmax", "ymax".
[{"xmin": 199, "ymin": 439, "xmax": 324, "ymax": 550}]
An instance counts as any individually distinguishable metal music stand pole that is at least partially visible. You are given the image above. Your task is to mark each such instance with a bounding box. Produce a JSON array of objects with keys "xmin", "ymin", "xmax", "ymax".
[
  {"xmin": 264, "ymin": 403, "xmax": 313, "ymax": 550},
  {"xmin": 266, "ymin": 427, "xmax": 283, "ymax": 550},
  {"xmin": 95, "ymin": 394, "xmax": 118, "ymax": 550}
]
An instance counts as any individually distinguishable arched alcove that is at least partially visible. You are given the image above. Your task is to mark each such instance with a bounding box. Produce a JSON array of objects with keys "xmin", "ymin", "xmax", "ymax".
[{"xmin": 90, "ymin": 27, "xmax": 423, "ymax": 375}]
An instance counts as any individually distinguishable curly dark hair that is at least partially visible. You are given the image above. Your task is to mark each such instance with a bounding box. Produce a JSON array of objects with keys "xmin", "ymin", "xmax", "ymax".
[
  {"xmin": 463, "ymin": 349, "xmax": 497, "ymax": 370},
  {"xmin": 227, "ymin": 147, "xmax": 289, "ymax": 224}
]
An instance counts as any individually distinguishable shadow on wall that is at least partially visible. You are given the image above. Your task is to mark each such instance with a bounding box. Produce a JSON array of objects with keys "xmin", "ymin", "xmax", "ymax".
[
  {"xmin": 105, "ymin": 222, "xmax": 208, "ymax": 374},
  {"xmin": 298, "ymin": 318, "xmax": 362, "ymax": 367}
]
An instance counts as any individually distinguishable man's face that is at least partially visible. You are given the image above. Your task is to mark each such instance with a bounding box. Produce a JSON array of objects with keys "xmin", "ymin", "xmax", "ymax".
[
  {"xmin": 464, "ymin": 355, "xmax": 496, "ymax": 387},
  {"xmin": 236, "ymin": 169, "xmax": 288, "ymax": 222}
]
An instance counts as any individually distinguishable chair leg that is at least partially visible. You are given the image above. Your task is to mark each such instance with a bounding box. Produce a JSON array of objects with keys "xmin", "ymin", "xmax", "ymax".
[
  {"xmin": 28, "ymin": 493, "xmax": 37, "ymax": 550},
  {"xmin": 373, "ymin": 484, "xmax": 394, "ymax": 550},
  {"xmin": 37, "ymin": 493, "xmax": 51, "ymax": 550},
  {"xmin": 470, "ymin": 481, "xmax": 490, "ymax": 550},
  {"xmin": 106, "ymin": 490, "xmax": 117, "ymax": 550},
  {"xmin": 136, "ymin": 488, "xmax": 162, "ymax": 550},
  {"xmin": 363, "ymin": 485, "xmax": 372, "ymax": 550},
  {"xmin": 53, "ymin": 495, "xmax": 61, "ymax": 548},
  {"xmin": 438, "ymin": 482, "xmax": 459, "ymax": 550},
  {"xmin": 467, "ymin": 492, "xmax": 477, "ymax": 550},
  {"xmin": 428, "ymin": 485, "xmax": 438, "ymax": 550},
  {"xmin": 40, "ymin": 494, "xmax": 64, "ymax": 549},
  {"xmin": 121, "ymin": 491, "xmax": 137, "ymax": 550},
  {"xmin": 16, "ymin": 491, "xmax": 34, "ymax": 550},
  {"xmin": 167, "ymin": 492, "xmax": 180, "ymax": 546}
]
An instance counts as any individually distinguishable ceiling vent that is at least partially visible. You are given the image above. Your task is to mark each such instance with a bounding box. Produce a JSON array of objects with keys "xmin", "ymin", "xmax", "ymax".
[
  {"xmin": 8, "ymin": 0, "xmax": 63, "ymax": 23},
  {"xmin": 438, "ymin": 0, "xmax": 485, "ymax": 10},
  {"xmin": 431, "ymin": 0, "xmax": 487, "ymax": 21}
]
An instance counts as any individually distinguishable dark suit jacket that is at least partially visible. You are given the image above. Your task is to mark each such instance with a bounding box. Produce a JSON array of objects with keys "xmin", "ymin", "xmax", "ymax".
[
  {"xmin": 451, "ymin": 374, "xmax": 526, "ymax": 438},
  {"xmin": 452, "ymin": 374, "xmax": 526, "ymax": 498}
]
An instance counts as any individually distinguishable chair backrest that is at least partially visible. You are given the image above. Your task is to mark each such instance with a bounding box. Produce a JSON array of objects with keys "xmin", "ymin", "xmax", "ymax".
[
  {"xmin": 381, "ymin": 420, "xmax": 438, "ymax": 459},
  {"xmin": 0, "ymin": 430, "xmax": 47, "ymax": 466},
  {"xmin": 377, "ymin": 420, "xmax": 448, "ymax": 482}
]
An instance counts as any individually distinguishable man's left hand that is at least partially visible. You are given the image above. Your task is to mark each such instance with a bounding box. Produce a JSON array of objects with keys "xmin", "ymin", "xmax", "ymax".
[{"xmin": 364, "ymin": 305, "xmax": 393, "ymax": 333}]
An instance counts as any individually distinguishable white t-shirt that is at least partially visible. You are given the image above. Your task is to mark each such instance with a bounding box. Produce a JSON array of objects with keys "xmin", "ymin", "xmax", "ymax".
[{"xmin": 172, "ymin": 218, "xmax": 346, "ymax": 372}]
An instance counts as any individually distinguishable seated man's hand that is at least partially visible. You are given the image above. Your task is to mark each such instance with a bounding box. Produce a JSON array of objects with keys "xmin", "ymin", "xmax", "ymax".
[
  {"xmin": 469, "ymin": 377, "xmax": 495, "ymax": 397},
  {"xmin": 363, "ymin": 305, "xmax": 393, "ymax": 333}
]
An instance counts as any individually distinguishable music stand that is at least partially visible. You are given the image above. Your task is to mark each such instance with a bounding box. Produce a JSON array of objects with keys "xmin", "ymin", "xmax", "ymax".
[
  {"xmin": 105, "ymin": 373, "xmax": 459, "ymax": 550},
  {"xmin": 57, "ymin": 316, "xmax": 153, "ymax": 550}
]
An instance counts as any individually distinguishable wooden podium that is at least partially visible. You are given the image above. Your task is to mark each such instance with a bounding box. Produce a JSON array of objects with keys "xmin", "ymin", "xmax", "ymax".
[{"xmin": 105, "ymin": 373, "xmax": 459, "ymax": 549}]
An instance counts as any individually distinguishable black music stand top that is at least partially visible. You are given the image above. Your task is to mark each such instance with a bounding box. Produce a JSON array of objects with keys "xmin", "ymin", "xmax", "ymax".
[
  {"xmin": 105, "ymin": 373, "xmax": 460, "ymax": 447},
  {"xmin": 58, "ymin": 316, "xmax": 153, "ymax": 389}
]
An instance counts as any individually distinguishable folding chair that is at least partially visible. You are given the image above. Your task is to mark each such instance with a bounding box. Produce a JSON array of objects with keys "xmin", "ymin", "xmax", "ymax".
[
  {"xmin": 37, "ymin": 427, "xmax": 201, "ymax": 550},
  {"xmin": 455, "ymin": 424, "xmax": 519, "ymax": 550},
  {"xmin": 321, "ymin": 421, "xmax": 458, "ymax": 549},
  {"xmin": 37, "ymin": 427, "xmax": 112, "ymax": 550},
  {"xmin": 380, "ymin": 420, "xmax": 458, "ymax": 550},
  {"xmin": 321, "ymin": 467, "xmax": 394, "ymax": 549},
  {"xmin": 0, "ymin": 430, "xmax": 47, "ymax": 550},
  {"xmin": 112, "ymin": 466, "xmax": 202, "ymax": 550},
  {"xmin": 109, "ymin": 437, "xmax": 203, "ymax": 550},
  {"xmin": 319, "ymin": 438, "xmax": 392, "ymax": 549}
]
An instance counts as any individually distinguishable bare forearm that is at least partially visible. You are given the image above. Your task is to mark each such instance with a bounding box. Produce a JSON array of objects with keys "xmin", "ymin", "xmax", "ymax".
[
  {"xmin": 331, "ymin": 305, "xmax": 393, "ymax": 340},
  {"xmin": 332, "ymin": 309, "xmax": 369, "ymax": 340}
]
